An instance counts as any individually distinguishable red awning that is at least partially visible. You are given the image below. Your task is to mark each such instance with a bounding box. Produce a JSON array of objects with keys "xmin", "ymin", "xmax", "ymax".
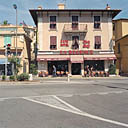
[
  {"xmin": 84, "ymin": 57, "xmax": 116, "ymax": 60},
  {"xmin": 70, "ymin": 55, "xmax": 84, "ymax": 63},
  {"xmin": 37, "ymin": 57, "xmax": 70, "ymax": 61}
]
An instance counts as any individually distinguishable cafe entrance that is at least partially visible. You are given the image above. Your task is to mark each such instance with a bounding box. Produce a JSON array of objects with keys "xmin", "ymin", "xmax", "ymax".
[
  {"xmin": 71, "ymin": 63, "xmax": 81, "ymax": 75},
  {"xmin": 48, "ymin": 61, "xmax": 68, "ymax": 75}
]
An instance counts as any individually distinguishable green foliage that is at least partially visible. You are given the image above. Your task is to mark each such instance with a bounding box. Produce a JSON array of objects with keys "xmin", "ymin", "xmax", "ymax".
[
  {"xmin": 9, "ymin": 75, "xmax": 15, "ymax": 81},
  {"xmin": 30, "ymin": 64, "xmax": 38, "ymax": 75},
  {"xmin": 2, "ymin": 75, "xmax": 6, "ymax": 81},
  {"xmin": 8, "ymin": 56, "xmax": 22, "ymax": 75},
  {"xmin": 109, "ymin": 64, "xmax": 116, "ymax": 75},
  {"xmin": 3, "ymin": 20, "xmax": 8, "ymax": 25},
  {"xmin": 17, "ymin": 73, "xmax": 30, "ymax": 81}
]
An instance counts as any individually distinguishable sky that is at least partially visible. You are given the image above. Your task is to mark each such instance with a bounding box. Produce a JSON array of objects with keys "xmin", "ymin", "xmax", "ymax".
[{"xmin": 0, "ymin": 0, "xmax": 128, "ymax": 26}]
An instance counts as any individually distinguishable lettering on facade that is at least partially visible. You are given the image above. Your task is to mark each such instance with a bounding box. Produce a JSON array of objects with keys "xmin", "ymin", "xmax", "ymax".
[
  {"xmin": 60, "ymin": 40, "xmax": 69, "ymax": 47},
  {"xmin": 60, "ymin": 40, "xmax": 90, "ymax": 48},
  {"xmin": 60, "ymin": 50, "xmax": 93, "ymax": 55},
  {"xmin": 83, "ymin": 40, "xmax": 90, "ymax": 48}
]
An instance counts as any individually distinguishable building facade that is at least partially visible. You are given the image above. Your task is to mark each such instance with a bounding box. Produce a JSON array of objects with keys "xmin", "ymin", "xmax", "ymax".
[
  {"xmin": 113, "ymin": 19, "xmax": 128, "ymax": 75},
  {"xmin": 30, "ymin": 4, "xmax": 121, "ymax": 76},
  {"xmin": 0, "ymin": 24, "xmax": 35, "ymax": 75}
]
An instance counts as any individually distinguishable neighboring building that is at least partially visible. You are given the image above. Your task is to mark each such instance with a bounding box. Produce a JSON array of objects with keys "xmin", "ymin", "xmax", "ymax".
[
  {"xmin": 23, "ymin": 26, "xmax": 37, "ymax": 63},
  {"xmin": 113, "ymin": 19, "xmax": 128, "ymax": 75},
  {"xmin": 30, "ymin": 4, "xmax": 121, "ymax": 76},
  {"xmin": 0, "ymin": 24, "xmax": 34, "ymax": 75}
]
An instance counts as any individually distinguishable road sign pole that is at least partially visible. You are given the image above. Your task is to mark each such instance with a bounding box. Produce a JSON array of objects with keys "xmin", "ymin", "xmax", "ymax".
[{"xmin": 5, "ymin": 45, "xmax": 8, "ymax": 79}]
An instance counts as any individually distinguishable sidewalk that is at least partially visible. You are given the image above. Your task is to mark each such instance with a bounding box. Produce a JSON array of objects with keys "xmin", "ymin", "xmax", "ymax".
[{"xmin": 0, "ymin": 75, "xmax": 127, "ymax": 86}]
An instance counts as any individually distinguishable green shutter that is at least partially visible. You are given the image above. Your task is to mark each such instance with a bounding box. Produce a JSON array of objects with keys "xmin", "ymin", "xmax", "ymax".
[{"xmin": 4, "ymin": 35, "xmax": 11, "ymax": 46}]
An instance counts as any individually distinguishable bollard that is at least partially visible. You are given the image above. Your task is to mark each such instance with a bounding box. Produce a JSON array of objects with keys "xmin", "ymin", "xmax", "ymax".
[
  {"xmin": 29, "ymin": 74, "xmax": 33, "ymax": 81},
  {"xmin": 67, "ymin": 74, "xmax": 71, "ymax": 82}
]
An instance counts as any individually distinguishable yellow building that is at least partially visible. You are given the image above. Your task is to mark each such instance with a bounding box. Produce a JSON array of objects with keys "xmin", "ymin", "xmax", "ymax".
[
  {"xmin": 113, "ymin": 19, "xmax": 128, "ymax": 75},
  {"xmin": 30, "ymin": 4, "xmax": 121, "ymax": 76},
  {"xmin": 0, "ymin": 24, "xmax": 35, "ymax": 75}
]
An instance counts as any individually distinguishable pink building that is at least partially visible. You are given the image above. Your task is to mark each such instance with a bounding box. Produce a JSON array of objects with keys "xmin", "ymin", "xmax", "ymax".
[{"xmin": 30, "ymin": 4, "xmax": 121, "ymax": 76}]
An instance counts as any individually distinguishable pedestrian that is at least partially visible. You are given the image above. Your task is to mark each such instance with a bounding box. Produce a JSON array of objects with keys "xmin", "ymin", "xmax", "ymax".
[
  {"xmin": 85, "ymin": 65, "xmax": 89, "ymax": 77},
  {"xmin": 90, "ymin": 66, "xmax": 93, "ymax": 77},
  {"xmin": 53, "ymin": 65, "xmax": 56, "ymax": 77}
]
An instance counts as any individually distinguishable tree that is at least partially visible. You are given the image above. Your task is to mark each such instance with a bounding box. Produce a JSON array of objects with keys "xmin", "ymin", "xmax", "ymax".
[
  {"xmin": 30, "ymin": 63, "xmax": 38, "ymax": 75},
  {"xmin": 109, "ymin": 64, "xmax": 116, "ymax": 75},
  {"xmin": 3, "ymin": 20, "xmax": 8, "ymax": 25},
  {"xmin": 8, "ymin": 56, "xmax": 22, "ymax": 76}
]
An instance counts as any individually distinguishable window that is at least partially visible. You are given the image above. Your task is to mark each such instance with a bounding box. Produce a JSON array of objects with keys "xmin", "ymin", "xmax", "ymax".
[
  {"xmin": 94, "ymin": 16, "xmax": 100, "ymax": 29},
  {"xmin": 118, "ymin": 43, "xmax": 120, "ymax": 53},
  {"xmin": 50, "ymin": 36, "xmax": 57, "ymax": 50},
  {"xmin": 50, "ymin": 16, "xmax": 56, "ymax": 29},
  {"xmin": 95, "ymin": 36, "xmax": 101, "ymax": 49},
  {"xmin": 72, "ymin": 36, "xmax": 79, "ymax": 49},
  {"xmin": 72, "ymin": 16, "xmax": 78, "ymax": 30},
  {"xmin": 4, "ymin": 35, "xmax": 11, "ymax": 46},
  {"xmin": 113, "ymin": 23, "xmax": 115, "ymax": 31}
]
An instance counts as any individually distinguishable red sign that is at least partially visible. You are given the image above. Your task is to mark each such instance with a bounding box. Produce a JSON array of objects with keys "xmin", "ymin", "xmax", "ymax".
[
  {"xmin": 60, "ymin": 50, "xmax": 93, "ymax": 55},
  {"xmin": 60, "ymin": 40, "xmax": 69, "ymax": 47},
  {"xmin": 83, "ymin": 40, "xmax": 90, "ymax": 48}
]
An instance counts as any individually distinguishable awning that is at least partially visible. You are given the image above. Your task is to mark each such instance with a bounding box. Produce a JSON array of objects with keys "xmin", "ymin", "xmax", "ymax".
[
  {"xmin": 70, "ymin": 55, "xmax": 84, "ymax": 63},
  {"xmin": 84, "ymin": 54, "xmax": 116, "ymax": 60},
  {"xmin": 37, "ymin": 55, "xmax": 70, "ymax": 61},
  {"xmin": 0, "ymin": 58, "xmax": 9, "ymax": 64}
]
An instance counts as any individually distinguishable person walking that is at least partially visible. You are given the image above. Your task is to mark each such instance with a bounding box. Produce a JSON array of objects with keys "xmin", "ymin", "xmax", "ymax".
[{"xmin": 53, "ymin": 65, "xmax": 56, "ymax": 77}]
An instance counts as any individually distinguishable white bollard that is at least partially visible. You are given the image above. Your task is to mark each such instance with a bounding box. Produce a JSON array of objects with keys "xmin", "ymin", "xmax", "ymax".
[
  {"xmin": 67, "ymin": 74, "xmax": 71, "ymax": 82},
  {"xmin": 29, "ymin": 74, "xmax": 33, "ymax": 81}
]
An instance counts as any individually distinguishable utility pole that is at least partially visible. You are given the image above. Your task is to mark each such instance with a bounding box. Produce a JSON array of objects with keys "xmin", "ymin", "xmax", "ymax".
[
  {"xmin": 5, "ymin": 45, "xmax": 8, "ymax": 79},
  {"xmin": 13, "ymin": 4, "xmax": 18, "ymax": 76}
]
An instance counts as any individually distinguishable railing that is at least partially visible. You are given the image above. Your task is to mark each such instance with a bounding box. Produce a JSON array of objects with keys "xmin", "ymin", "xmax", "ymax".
[{"xmin": 63, "ymin": 24, "xmax": 88, "ymax": 33}]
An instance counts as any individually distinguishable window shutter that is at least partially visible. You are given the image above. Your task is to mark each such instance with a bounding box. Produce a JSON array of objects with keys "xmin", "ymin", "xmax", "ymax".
[
  {"xmin": 4, "ymin": 36, "xmax": 11, "ymax": 46},
  {"xmin": 50, "ymin": 36, "xmax": 57, "ymax": 45},
  {"xmin": 95, "ymin": 36, "xmax": 101, "ymax": 44}
]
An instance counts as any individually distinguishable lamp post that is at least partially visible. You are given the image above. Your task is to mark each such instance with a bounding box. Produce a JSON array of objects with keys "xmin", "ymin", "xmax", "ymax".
[{"xmin": 13, "ymin": 4, "xmax": 18, "ymax": 75}]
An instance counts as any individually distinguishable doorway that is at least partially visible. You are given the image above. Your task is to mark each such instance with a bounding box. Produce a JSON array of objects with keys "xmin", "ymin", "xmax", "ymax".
[{"xmin": 72, "ymin": 63, "xmax": 81, "ymax": 75}]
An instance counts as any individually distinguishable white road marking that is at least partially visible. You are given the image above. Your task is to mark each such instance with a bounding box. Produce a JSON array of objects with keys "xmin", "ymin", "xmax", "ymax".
[
  {"xmin": 53, "ymin": 96, "xmax": 81, "ymax": 112},
  {"xmin": 0, "ymin": 99, "xmax": 5, "ymax": 101},
  {"xmin": 23, "ymin": 96, "xmax": 128, "ymax": 128},
  {"xmin": 0, "ymin": 90, "xmax": 127, "ymax": 101}
]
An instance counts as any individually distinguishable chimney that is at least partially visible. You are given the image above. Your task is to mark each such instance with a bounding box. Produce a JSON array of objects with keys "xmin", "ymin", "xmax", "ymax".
[
  {"xmin": 106, "ymin": 4, "xmax": 111, "ymax": 10},
  {"xmin": 38, "ymin": 6, "xmax": 43, "ymax": 10},
  {"xmin": 58, "ymin": 3, "xmax": 65, "ymax": 9}
]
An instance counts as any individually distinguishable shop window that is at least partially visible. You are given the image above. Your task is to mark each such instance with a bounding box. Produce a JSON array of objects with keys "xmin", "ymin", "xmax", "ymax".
[
  {"xmin": 50, "ymin": 36, "xmax": 57, "ymax": 50},
  {"xmin": 72, "ymin": 36, "xmax": 79, "ymax": 49},
  {"xmin": 72, "ymin": 16, "xmax": 78, "ymax": 30},
  {"xmin": 94, "ymin": 36, "xmax": 101, "ymax": 49},
  {"xmin": 50, "ymin": 16, "xmax": 56, "ymax": 30},
  {"xmin": 84, "ymin": 60, "xmax": 104, "ymax": 71},
  {"xmin": 94, "ymin": 16, "xmax": 100, "ymax": 29},
  {"xmin": 4, "ymin": 35, "xmax": 11, "ymax": 46}
]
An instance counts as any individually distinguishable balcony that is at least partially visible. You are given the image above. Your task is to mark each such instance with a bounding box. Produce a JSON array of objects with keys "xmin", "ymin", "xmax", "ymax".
[{"xmin": 63, "ymin": 24, "xmax": 88, "ymax": 33}]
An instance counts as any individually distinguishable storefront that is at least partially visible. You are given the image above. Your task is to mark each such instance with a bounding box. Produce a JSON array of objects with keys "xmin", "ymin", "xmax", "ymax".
[
  {"xmin": 48, "ymin": 61, "xmax": 68, "ymax": 75},
  {"xmin": 0, "ymin": 58, "xmax": 12, "ymax": 75},
  {"xmin": 37, "ymin": 51, "xmax": 116, "ymax": 76}
]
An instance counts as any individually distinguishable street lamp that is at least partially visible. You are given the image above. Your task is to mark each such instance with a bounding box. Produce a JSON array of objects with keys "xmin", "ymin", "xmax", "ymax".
[{"xmin": 13, "ymin": 4, "xmax": 18, "ymax": 75}]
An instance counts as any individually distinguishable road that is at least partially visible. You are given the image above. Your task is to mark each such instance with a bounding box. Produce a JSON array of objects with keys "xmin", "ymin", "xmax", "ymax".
[{"xmin": 0, "ymin": 78, "xmax": 128, "ymax": 128}]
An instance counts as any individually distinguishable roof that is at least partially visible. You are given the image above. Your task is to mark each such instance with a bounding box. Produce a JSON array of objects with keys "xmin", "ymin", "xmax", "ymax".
[
  {"xmin": 113, "ymin": 18, "xmax": 128, "ymax": 22},
  {"xmin": 29, "ymin": 9, "xmax": 121, "ymax": 25},
  {"xmin": 116, "ymin": 34, "xmax": 128, "ymax": 42}
]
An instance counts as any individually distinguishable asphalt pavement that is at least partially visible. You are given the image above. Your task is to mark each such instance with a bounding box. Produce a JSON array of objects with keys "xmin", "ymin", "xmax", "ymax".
[{"xmin": 0, "ymin": 77, "xmax": 128, "ymax": 128}]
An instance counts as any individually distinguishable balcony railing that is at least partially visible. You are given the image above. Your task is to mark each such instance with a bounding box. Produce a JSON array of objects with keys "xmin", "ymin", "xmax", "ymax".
[{"xmin": 63, "ymin": 24, "xmax": 88, "ymax": 33}]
